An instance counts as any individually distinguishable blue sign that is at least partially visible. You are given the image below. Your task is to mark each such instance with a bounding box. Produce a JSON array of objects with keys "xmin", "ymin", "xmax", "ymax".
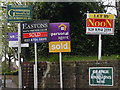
[
  {"xmin": 21, "ymin": 20, "xmax": 49, "ymax": 43},
  {"xmin": 8, "ymin": 32, "xmax": 18, "ymax": 41}
]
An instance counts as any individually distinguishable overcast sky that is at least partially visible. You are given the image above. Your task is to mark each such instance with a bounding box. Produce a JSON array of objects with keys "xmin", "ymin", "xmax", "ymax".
[{"xmin": 102, "ymin": 0, "xmax": 117, "ymax": 15}]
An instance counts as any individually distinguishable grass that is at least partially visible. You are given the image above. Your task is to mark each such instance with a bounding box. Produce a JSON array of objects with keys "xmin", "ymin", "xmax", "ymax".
[{"xmin": 32, "ymin": 54, "xmax": 120, "ymax": 62}]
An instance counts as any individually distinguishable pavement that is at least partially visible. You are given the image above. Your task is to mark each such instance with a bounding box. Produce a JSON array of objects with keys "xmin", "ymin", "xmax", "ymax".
[{"xmin": 0, "ymin": 79, "xmax": 18, "ymax": 89}]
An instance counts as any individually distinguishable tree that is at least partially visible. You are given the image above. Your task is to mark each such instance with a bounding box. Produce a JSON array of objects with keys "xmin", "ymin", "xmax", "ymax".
[{"xmin": 23, "ymin": 2, "xmax": 106, "ymax": 60}]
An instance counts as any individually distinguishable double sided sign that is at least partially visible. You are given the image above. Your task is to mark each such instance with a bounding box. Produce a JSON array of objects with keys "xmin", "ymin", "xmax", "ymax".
[
  {"xmin": 86, "ymin": 13, "xmax": 115, "ymax": 35},
  {"xmin": 49, "ymin": 23, "xmax": 71, "ymax": 52},
  {"xmin": 21, "ymin": 20, "xmax": 49, "ymax": 43},
  {"xmin": 8, "ymin": 32, "xmax": 29, "ymax": 47}
]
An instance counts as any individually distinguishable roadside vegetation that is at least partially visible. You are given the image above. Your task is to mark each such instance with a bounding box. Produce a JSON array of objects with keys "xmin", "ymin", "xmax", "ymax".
[{"xmin": 29, "ymin": 54, "xmax": 120, "ymax": 62}]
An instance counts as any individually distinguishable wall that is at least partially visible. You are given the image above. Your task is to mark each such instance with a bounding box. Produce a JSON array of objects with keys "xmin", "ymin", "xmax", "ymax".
[{"xmin": 21, "ymin": 60, "xmax": 120, "ymax": 89}]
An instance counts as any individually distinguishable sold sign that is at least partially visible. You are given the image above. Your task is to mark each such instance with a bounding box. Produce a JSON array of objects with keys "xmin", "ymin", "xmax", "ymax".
[
  {"xmin": 49, "ymin": 41, "xmax": 71, "ymax": 52},
  {"xmin": 23, "ymin": 32, "xmax": 48, "ymax": 38}
]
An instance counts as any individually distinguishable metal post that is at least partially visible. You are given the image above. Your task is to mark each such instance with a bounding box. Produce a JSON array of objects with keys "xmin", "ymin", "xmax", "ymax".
[
  {"xmin": 34, "ymin": 43, "xmax": 38, "ymax": 89},
  {"xmin": 98, "ymin": 34, "xmax": 102, "ymax": 60},
  {"xmin": 3, "ymin": 46, "xmax": 6, "ymax": 88},
  {"xmin": 18, "ymin": 23, "xmax": 22, "ymax": 88},
  {"xmin": 59, "ymin": 52, "xmax": 63, "ymax": 89}
]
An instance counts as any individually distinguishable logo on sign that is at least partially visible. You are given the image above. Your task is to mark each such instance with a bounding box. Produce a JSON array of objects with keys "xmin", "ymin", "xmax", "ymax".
[{"xmin": 58, "ymin": 24, "xmax": 67, "ymax": 31}]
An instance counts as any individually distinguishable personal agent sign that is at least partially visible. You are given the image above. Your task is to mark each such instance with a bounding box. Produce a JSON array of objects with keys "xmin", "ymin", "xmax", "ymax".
[
  {"xmin": 21, "ymin": 20, "xmax": 49, "ymax": 43},
  {"xmin": 49, "ymin": 23, "xmax": 70, "ymax": 41},
  {"xmin": 89, "ymin": 67, "xmax": 113, "ymax": 86},
  {"xmin": 86, "ymin": 13, "xmax": 115, "ymax": 35},
  {"xmin": 7, "ymin": 5, "xmax": 32, "ymax": 22}
]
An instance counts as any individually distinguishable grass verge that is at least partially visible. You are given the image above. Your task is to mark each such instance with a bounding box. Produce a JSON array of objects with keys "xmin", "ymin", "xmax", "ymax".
[{"xmin": 34, "ymin": 54, "xmax": 120, "ymax": 62}]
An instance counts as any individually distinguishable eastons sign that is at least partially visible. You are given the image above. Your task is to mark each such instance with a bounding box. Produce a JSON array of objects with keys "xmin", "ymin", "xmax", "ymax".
[{"xmin": 21, "ymin": 20, "xmax": 49, "ymax": 43}]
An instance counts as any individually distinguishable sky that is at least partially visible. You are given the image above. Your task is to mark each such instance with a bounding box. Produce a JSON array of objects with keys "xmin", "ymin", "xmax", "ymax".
[{"xmin": 102, "ymin": 0, "xmax": 117, "ymax": 15}]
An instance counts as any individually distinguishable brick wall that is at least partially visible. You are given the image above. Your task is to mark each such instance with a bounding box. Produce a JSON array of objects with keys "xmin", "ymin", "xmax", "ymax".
[{"xmin": 21, "ymin": 60, "xmax": 120, "ymax": 89}]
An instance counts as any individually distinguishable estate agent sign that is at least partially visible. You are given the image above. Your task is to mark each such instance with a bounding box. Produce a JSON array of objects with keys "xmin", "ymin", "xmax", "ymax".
[
  {"xmin": 49, "ymin": 41, "xmax": 71, "ymax": 52},
  {"xmin": 8, "ymin": 32, "xmax": 29, "ymax": 47},
  {"xmin": 86, "ymin": 13, "xmax": 115, "ymax": 35},
  {"xmin": 89, "ymin": 67, "xmax": 113, "ymax": 86},
  {"xmin": 49, "ymin": 23, "xmax": 71, "ymax": 52},
  {"xmin": 21, "ymin": 20, "xmax": 49, "ymax": 43},
  {"xmin": 49, "ymin": 23, "xmax": 70, "ymax": 41},
  {"xmin": 7, "ymin": 5, "xmax": 32, "ymax": 22}
]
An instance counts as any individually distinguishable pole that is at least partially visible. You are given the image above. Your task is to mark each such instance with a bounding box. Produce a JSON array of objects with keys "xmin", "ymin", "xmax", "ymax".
[
  {"xmin": 98, "ymin": 34, "xmax": 102, "ymax": 60},
  {"xmin": 34, "ymin": 43, "xmax": 38, "ymax": 89},
  {"xmin": 59, "ymin": 52, "xmax": 63, "ymax": 89},
  {"xmin": 3, "ymin": 46, "xmax": 6, "ymax": 88},
  {"xmin": 18, "ymin": 23, "xmax": 22, "ymax": 88}
]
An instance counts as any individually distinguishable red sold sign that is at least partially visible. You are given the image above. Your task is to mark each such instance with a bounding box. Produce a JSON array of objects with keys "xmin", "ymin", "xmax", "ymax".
[{"xmin": 23, "ymin": 32, "xmax": 48, "ymax": 38}]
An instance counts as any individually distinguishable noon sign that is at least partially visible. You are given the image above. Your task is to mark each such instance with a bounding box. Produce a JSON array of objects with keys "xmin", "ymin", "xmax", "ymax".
[
  {"xmin": 21, "ymin": 20, "xmax": 49, "ymax": 43},
  {"xmin": 86, "ymin": 13, "xmax": 115, "ymax": 35},
  {"xmin": 7, "ymin": 5, "xmax": 32, "ymax": 22}
]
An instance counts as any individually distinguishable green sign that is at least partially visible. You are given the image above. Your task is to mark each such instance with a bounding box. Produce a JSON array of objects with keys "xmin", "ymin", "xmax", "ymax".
[
  {"xmin": 89, "ymin": 67, "xmax": 113, "ymax": 86},
  {"xmin": 7, "ymin": 5, "xmax": 32, "ymax": 22}
]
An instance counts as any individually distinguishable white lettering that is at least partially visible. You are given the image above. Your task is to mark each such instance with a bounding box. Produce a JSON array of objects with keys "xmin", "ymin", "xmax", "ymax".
[{"xmin": 51, "ymin": 43, "xmax": 69, "ymax": 50}]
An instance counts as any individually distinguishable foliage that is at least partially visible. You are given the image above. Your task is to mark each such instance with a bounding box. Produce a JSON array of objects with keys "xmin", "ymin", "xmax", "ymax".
[
  {"xmin": 23, "ymin": 2, "xmax": 106, "ymax": 61},
  {"xmin": 2, "ymin": 2, "xmax": 120, "ymax": 61},
  {"xmin": 2, "ymin": 61, "xmax": 18, "ymax": 75},
  {"xmin": 32, "ymin": 54, "xmax": 119, "ymax": 62}
]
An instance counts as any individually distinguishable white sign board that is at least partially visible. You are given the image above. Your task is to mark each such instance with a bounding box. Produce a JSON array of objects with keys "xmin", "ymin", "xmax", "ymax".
[
  {"xmin": 9, "ymin": 41, "xmax": 29, "ymax": 47},
  {"xmin": 86, "ymin": 13, "xmax": 115, "ymax": 35}
]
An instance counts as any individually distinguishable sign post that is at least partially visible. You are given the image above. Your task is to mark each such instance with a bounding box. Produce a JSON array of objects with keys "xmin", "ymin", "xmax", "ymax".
[
  {"xmin": 86, "ymin": 13, "xmax": 115, "ymax": 60},
  {"xmin": 34, "ymin": 43, "xmax": 38, "ymax": 89},
  {"xmin": 18, "ymin": 23, "xmax": 22, "ymax": 88},
  {"xmin": 21, "ymin": 20, "xmax": 49, "ymax": 89},
  {"xmin": 7, "ymin": 5, "xmax": 33, "ymax": 88},
  {"xmin": 8, "ymin": 32, "xmax": 29, "ymax": 47},
  {"xmin": 98, "ymin": 34, "xmax": 102, "ymax": 60},
  {"xmin": 49, "ymin": 23, "xmax": 71, "ymax": 89},
  {"xmin": 59, "ymin": 52, "xmax": 63, "ymax": 89}
]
